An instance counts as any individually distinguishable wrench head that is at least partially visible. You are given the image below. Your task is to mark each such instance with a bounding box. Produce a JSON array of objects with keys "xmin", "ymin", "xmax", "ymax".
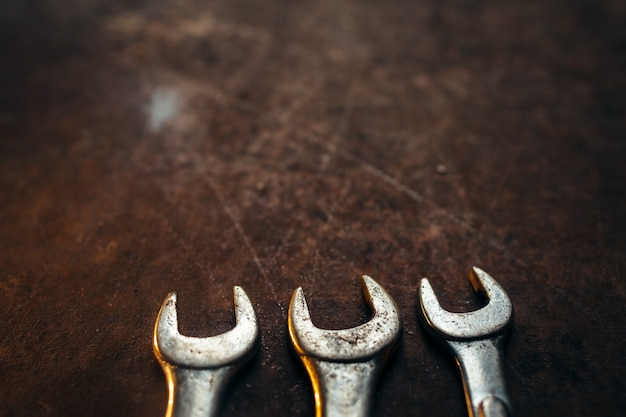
[
  {"xmin": 153, "ymin": 286, "xmax": 260, "ymax": 368},
  {"xmin": 288, "ymin": 275, "xmax": 402, "ymax": 361},
  {"xmin": 418, "ymin": 267, "xmax": 513, "ymax": 340}
]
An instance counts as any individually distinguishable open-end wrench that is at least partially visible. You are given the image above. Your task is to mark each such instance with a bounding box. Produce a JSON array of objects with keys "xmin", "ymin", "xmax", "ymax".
[
  {"xmin": 288, "ymin": 275, "xmax": 402, "ymax": 417},
  {"xmin": 153, "ymin": 287, "xmax": 260, "ymax": 417},
  {"xmin": 418, "ymin": 267, "xmax": 514, "ymax": 417}
]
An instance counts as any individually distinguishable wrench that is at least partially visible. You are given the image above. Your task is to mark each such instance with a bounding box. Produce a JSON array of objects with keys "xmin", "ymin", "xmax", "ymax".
[
  {"xmin": 418, "ymin": 267, "xmax": 513, "ymax": 417},
  {"xmin": 153, "ymin": 287, "xmax": 260, "ymax": 417},
  {"xmin": 288, "ymin": 275, "xmax": 402, "ymax": 417}
]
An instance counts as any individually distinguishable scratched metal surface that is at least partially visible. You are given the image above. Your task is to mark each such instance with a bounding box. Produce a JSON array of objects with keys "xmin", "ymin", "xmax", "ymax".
[{"xmin": 0, "ymin": 0, "xmax": 625, "ymax": 416}]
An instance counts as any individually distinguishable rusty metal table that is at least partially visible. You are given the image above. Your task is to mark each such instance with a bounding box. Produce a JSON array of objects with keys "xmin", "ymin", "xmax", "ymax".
[{"xmin": 1, "ymin": 1, "xmax": 625, "ymax": 416}]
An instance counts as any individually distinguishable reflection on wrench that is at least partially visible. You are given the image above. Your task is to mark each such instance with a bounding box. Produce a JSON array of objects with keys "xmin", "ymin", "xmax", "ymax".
[
  {"xmin": 418, "ymin": 267, "xmax": 514, "ymax": 417},
  {"xmin": 289, "ymin": 275, "xmax": 402, "ymax": 417},
  {"xmin": 153, "ymin": 287, "xmax": 260, "ymax": 417}
]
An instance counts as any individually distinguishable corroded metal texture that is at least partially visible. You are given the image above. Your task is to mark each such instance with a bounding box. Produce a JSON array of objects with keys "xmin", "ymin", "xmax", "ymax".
[{"xmin": 0, "ymin": 0, "xmax": 625, "ymax": 416}]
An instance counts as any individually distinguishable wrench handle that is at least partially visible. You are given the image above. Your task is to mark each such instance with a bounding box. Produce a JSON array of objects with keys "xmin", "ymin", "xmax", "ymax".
[
  {"xmin": 449, "ymin": 337, "xmax": 512, "ymax": 417},
  {"xmin": 478, "ymin": 396, "xmax": 511, "ymax": 417},
  {"xmin": 162, "ymin": 365, "xmax": 238, "ymax": 417},
  {"xmin": 303, "ymin": 358, "xmax": 383, "ymax": 417}
]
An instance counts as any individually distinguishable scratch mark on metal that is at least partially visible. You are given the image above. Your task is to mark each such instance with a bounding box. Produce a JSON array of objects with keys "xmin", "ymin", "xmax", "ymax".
[
  {"xmin": 300, "ymin": 129, "xmax": 506, "ymax": 253},
  {"xmin": 205, "ymin": 176, "xmax": 285, "ymax": 315},
  {"xmin": 162, "ymin": 72, "xmax": 506, "ymax": 255},
  {"xmin": 274, "ymin": 227, "xmax": 295, "ymax": 260},
  {"xmin": 320, "ymin": 82, "xmax": 357, "ymax": 171}
]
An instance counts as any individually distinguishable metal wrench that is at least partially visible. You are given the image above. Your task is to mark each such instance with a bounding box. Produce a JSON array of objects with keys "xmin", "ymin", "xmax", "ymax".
[
  {"xmin": 288, "ymin": 275, "xmax": 402, "ymax": 417},
  {"xmin": 153, "ymin": 287, "xmax": 260, "ymax": 417},
  {"xmin": 418, "ymin": 267, "xmax": 513, "ymax": 417}
]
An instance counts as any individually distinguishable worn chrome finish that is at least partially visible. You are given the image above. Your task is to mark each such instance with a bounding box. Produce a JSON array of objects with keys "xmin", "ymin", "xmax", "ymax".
[
  {"xmin": 418, "ymin": 267, "xmax": 513, "ymax": 417},
  {"xmin": 153, "ymin": 287, "xmax": 260, "ymax": 417},
  {"xmin": 289, "ymin": 275, "xmax": 402, "ymax": 417}
]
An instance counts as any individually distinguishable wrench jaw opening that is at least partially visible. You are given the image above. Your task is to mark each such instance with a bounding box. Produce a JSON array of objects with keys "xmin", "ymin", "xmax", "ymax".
[
  {"xmin": 418, "ymin": 269, "xmax": 513, "ymax": 341},
  {"xmin": 288, "ymin": 275, "xmax": 402, "ymax": 417},
  {"xmin": 154, "ymin": 287, "xmax": 260, "ymax": 368},
  {"xmin": 153, "ymin": 287, "xmax": 260, "ymax": 417},
  {"xmin": 417, "ymin": 268, "xmax": 514, "ymax": 417},
  {"xmin": 288, "ymin": 275, "xmax": 402, "ymax": 361}
]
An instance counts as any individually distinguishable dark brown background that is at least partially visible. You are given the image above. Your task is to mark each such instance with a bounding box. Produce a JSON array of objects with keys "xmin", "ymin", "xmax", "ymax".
[{"xmin": 1, "ymin": 0, "xmax": 625, "ymax": 416}]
